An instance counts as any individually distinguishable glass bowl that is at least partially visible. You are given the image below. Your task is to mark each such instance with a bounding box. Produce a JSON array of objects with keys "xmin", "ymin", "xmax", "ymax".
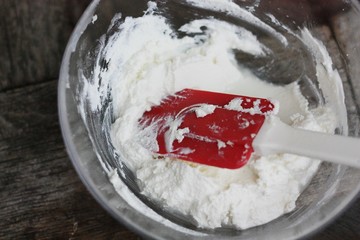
[{"xmin": 58, "ymin": 0, "xmax": 360, "ymax": 239}]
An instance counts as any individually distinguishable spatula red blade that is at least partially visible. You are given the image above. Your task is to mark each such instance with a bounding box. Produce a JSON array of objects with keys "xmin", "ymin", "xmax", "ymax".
[{"xmin": 140, "ymin": 89, "xmax": 276, "ymax": 169}]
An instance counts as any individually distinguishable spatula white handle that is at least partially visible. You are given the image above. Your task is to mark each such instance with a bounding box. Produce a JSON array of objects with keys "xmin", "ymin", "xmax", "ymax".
[{"xmin": 253, "ymin": 118, "xmax": 360, "ymax": 169}]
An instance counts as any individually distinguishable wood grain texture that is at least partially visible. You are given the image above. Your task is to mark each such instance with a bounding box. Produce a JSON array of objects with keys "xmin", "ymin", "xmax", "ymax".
[
  {"xmin": 0, "ymin": 0, "xmax": 91, "ymax": 91},
  {"xmin": 0, "ymin": 81, "xmax": 139, "ymax": 240},
  {"xmin": 0, "ymin": 1, "xmax": 360, "ymax": 239}
]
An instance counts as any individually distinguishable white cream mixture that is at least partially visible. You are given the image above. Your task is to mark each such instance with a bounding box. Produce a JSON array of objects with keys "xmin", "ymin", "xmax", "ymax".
[{"xmin": 82, "ymin": 1, "xmax": 346, "ymax": 230}]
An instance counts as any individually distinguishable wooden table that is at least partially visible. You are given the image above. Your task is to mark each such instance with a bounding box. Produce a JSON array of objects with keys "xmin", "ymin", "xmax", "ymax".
[{"xmin": 1, "ymin": 1, "xmax": 359, "ymax": 239}]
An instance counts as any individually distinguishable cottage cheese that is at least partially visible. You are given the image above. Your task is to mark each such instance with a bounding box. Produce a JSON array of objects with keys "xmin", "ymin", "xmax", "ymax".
[{"xmin": 83, "ymin": 1, "xmax": 346, "ymax": 230}]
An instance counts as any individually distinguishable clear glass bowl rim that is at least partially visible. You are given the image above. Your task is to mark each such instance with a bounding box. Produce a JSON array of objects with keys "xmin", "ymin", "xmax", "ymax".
[{"xmin": 58, "ymin": 1, "xmax": 360, "ymax": 239}]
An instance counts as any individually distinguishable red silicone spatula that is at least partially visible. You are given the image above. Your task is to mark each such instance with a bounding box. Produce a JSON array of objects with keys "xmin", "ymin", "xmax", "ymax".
[{"xmin": 140, "ymin": 89, "xmax": 360, "ymax": 169}]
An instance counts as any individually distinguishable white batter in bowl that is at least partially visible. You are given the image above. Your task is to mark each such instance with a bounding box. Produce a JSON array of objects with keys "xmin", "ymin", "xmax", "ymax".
[{"xmin": 59, "ymin": 0, "xmax": 360, "ymax": 239}]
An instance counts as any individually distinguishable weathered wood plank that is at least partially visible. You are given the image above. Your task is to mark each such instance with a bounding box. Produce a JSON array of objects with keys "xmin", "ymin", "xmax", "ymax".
[
  {"xmin": 0, "ymin": 1, "xmax": 359, "ymax": 239},
  {"xmin": 0, "ymin": 81, "xmax": 139, "ymax": 240},
  {"xmin": 0, "ymin": 0, "xmax": 91, "ymax": 91}
]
